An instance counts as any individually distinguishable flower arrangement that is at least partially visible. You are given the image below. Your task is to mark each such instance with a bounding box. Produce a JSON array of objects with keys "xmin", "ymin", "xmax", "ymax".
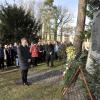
[
  {"xmin": 66, "ymin": 46, "xmax": 76, "ymax": 62},
  {"xmin": 63, "ymin": 51, "xmax": 87, "ymax": 85}
]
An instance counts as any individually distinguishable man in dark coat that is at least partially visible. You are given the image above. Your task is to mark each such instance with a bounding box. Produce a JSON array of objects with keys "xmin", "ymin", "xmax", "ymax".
[
  {"xmin": 17, "ymin": 38, "xmax": 31, "ymax": 86},
  {"xmin": 0, "ymin": 44, "xmax": 4, "ymax": 70},
  {"xmin": 9, "ymin": 44, "xmax": 15, "ymax": 66},
  {"xmin": 45, "ymin": 41, "xmax": 54, "ymax": 67},
  {"xmin": 13, "ymin": 43, "xmax": 19, "ymax": 67},
  {"xmin": 38, "ymin": 42, "xmax": 44, "ymax": 63}
]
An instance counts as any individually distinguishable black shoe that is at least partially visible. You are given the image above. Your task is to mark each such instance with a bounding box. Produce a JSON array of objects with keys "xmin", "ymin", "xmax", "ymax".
[
  {"xmin": 16, "ymin": 66, "xmax": 19, "ymax": 68},
  {"xmin": 23, "ymin": 82, "xmax": 30, "ymax": 86}
]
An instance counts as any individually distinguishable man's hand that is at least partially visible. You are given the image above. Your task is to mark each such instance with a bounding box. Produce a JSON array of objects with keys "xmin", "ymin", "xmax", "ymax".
[
  {"xmin": 50, "ymin": 52, "xmax": 52, "ymax": 55},
  {"xmin": 28, "ymin": 59, "xmax": 31, "ymax": 63}
]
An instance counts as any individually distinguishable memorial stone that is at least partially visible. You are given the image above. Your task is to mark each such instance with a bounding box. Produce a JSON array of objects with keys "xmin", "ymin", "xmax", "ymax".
[{"xmin": 86, "ymin": 10, "xmax": 100, "ymax": 74}]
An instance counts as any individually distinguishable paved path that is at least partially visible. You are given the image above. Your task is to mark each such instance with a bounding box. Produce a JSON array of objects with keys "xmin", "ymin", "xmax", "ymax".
[
  {"xmin": 63, "ymin": 81, "xmax": 87, "ymax": 100},
  {"xmin": 16, "ymin": 69, "xmax": 63, "ymax": 84}
]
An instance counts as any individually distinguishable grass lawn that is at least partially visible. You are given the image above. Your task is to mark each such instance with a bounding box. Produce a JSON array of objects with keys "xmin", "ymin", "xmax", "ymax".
[{"xmin": 0, "ymin": 60, "xmax": 65, "ymax": 100}]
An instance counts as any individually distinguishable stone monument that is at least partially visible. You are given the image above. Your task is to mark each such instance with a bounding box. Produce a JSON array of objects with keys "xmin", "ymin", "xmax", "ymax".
[{"xmin": 86, "ymin": 10, "xmax": 100, "ymax": 74}]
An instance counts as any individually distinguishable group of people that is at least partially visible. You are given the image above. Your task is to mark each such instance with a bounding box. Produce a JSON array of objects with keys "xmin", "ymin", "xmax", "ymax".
[
  {"xmin": 17, "ymin": 38, "xmax": 67, "ymax": 86},
  {"xmin": 0, "ymin": 43, "xmax": 18, "ymax": 70},
  {"xmin": 0, "ymin": 39, "xmax": 67, "ymax": 71}
]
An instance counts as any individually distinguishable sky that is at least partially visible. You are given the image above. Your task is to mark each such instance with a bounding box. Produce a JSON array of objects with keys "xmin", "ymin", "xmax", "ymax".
[
  {"xmin": 54, "ymin": 0, "xmax": 78, "ymax": 15},
  {"xmin": 54, "ymin": 0, "xmax": 78, "ymax": 26},
  {"xmin": 0, "ymin": 0, "xmax": 79, "ymax": 26}
]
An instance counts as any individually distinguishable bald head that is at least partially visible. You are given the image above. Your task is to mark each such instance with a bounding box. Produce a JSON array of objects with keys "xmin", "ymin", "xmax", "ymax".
[{"xmin": 21, "ymin": 38, "xmax": 28, "ymax": 46}]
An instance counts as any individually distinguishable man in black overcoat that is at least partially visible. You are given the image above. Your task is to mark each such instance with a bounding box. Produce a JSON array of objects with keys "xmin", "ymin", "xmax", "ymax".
[
  {"xmin": 45, "ymin": 41, "xmax": 54, "ymax": 67},
  {"xmin": 17, "ymin": 38, "xmax": 31, "ymax": 86}
]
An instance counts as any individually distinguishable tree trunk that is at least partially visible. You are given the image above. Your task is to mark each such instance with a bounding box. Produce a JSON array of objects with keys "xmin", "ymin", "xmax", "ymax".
[
  {"xmin": 49, "ymin": 33, "xmax": 51, "ymax": 40},
  {"xmin": 54, "ymin": 18, "xmax": 58, "ymax": 41},
  {"xmin": 60, "ymin": 27, "xmax": 63, "ymax": 42},
  {"xmin": 45, "ymin": 33, "xmax": 47, "ymax": 40},
  {"xmin": 42, "ymin": 23, "xmax": 45, "ymax": 39},
  {"xmin": 74, "ymin": 0, "xmax": 87, "ymax": 54},
  {"xmin": 48, "ymin": 23, "xmax": 51, "ymax": 40},
  {"xmin": 54, "ymin": 32, "xmax": 57, "ymax": 41}
]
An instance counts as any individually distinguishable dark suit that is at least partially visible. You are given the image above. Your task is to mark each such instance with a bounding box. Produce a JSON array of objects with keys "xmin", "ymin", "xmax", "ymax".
[
  {"xmin": 38, "ymin": 45, "xmax": 44, "ymax": 63},
  {"xmin": 0, "ymin": 47, "xmax": 4, "ymax": 70},
  {"xmin": 9, "ymin": 47, "xmax": 14, "ymax": 66},
  {"xmin": 17, "ymin": 45, "xmax": 30, "ymax": 84},
  {"xmin": 5, "ymin": 49, "xmax": 11, "ymax": 67},
  {"xmin": 45, "ymin": 44, "xmax": 54, "ymax": 67}
]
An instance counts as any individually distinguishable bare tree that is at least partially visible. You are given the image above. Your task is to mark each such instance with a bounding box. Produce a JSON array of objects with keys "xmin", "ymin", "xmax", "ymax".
[
  {"xmin": 51, "ymin": 6, "xmax": 72, "ymax": 41},
  {"xmin": 39, "ymin": 2, "xmax": 72, "ymax": 41}
]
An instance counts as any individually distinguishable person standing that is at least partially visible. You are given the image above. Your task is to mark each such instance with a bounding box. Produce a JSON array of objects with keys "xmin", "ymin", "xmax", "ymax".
[
  {"xmin": 0, "ymin": 44, "xmax": 4, "ymax": 70},
  {"xmin": 4, "ymin": 45, "xmax": 10, "ymax": 67},
  {"xmin": 45, "ymin": 41, "xmax": 54, "ymax": 67},
  {"xmin": 9, "ymin": 44, "xmax": 14, "ymax": 66},
  {"xmin": 38, "ymin": 42, "xmax": 44, "ymax": 63},
  {"xmin": 30, "ymin": 42, "xmax": 38, "ymax": 67},
  {"xmin": 54, "ymin": 41, "xmax": 59, "ymax": 60},
  {"xmin": 17, "ymin": 38, "xmax": 31, "ymax": 86},
  {"xmin": 13, "ymin": 43, "xmax": 19, "ymax": 67}
]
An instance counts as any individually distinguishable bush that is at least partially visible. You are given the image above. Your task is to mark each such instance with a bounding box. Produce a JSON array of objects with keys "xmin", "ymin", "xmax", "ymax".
[{"xmin": 87, "ymin": 58, "xmax": 100, "ymax": 99}]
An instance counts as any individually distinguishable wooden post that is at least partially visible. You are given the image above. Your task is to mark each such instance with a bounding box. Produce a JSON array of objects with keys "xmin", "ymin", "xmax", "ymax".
[
  {"xmin": 62, "ymin": 66, "xmax": 94, "ymax": 100},
  {"xmin": 79, "ymin": 67, "xmax": 94, "ymax": 100},
  {"xmin": 62, "ymin": 67, "xmax": 80, "ymax": 96}
]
